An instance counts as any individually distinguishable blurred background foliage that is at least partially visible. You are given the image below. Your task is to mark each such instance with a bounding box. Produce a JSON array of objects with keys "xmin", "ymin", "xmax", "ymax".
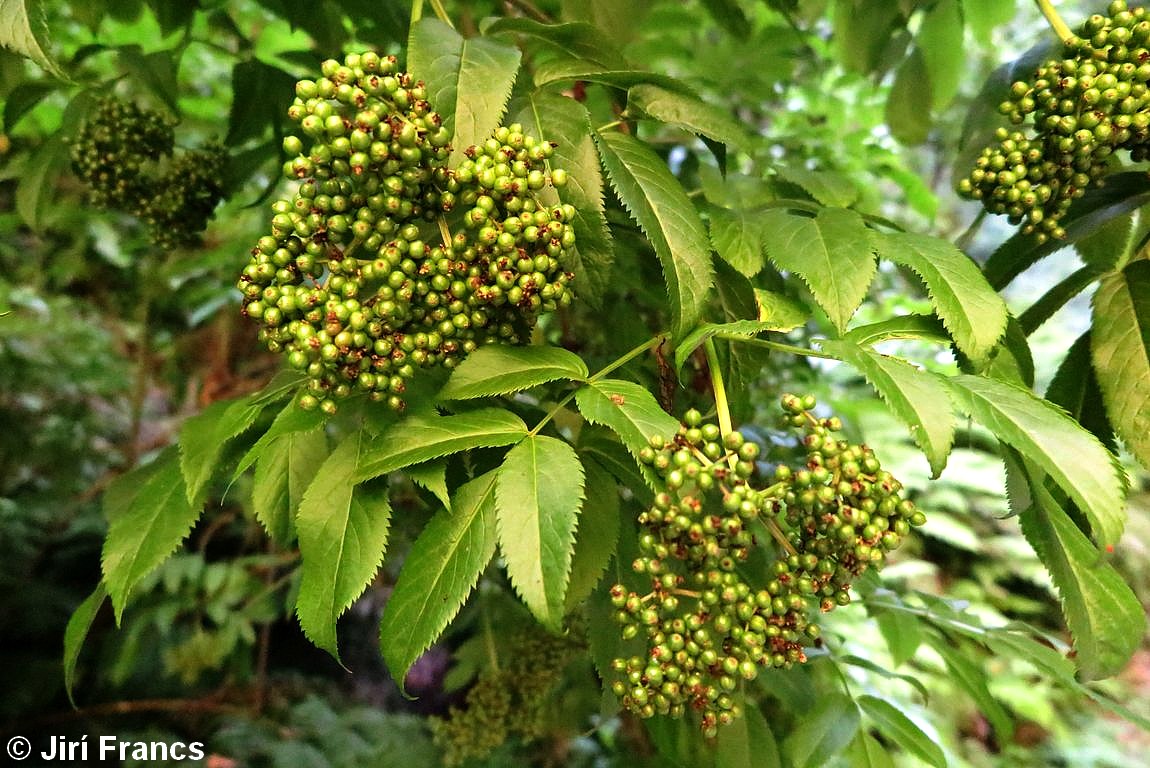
[{"xmin": 1, "ymin": 0, "xmax": 1148, "ymax": 766}]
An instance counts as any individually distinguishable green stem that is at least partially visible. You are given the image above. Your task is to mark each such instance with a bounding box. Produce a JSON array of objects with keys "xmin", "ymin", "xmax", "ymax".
[
  {"xmin": 529, "ymin": 335, "xmax": 662, "ymax": 436},
  {"xmin": 410, "ymin": 0, "xmax": 423, "ymax": 23},
  {"xmin": 428, "ymin": 0, "xmax": 454, "ymax": 27},
  {"xmin": 1035, "ymin": 0, "xmax": 1074, "ymax": 43},
  {"xmin": 716, "ymin": 334, "xmax": 838, "ymax": 360},
  {"xmin": 595, "ymin": 120, "xmax": 623, "ymax": 133},
  {"xmin": 703, "ymin": 339, "xmax": 734, "ymax": 446},
  {"xmin": 481, "ymin": 604, "xmax": 501, "ymax": 674}
]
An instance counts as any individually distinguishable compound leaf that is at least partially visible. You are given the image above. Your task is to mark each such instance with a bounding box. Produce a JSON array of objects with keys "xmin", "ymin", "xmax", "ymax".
[{"xmin": 628, "ymin": 84, "xmax": 753, "ymax": 152}]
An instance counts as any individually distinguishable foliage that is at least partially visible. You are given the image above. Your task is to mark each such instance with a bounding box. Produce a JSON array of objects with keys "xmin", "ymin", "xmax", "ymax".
[{"xmin": 2, "ymin": 0, "xmax": 1149, "ymax": 766}]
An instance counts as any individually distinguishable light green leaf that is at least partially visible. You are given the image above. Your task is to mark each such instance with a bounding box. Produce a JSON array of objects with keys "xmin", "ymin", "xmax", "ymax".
[
  {"xmin": 379, "ymin": 471, "xmax": 499, "ymax": 686},
  {"xmin": 0, "ymin": 0, "xmax": 67, "ymax": 78},
  {"xmin": 1092, "ymin": 260, "xmax": 1150, "ymax": 468},
  {"xmin": 886, "ymin": 49, "xmax": 932, "ymax": 145},
  {"xmin": 296, "ymin": 433, "xmax": 392, "ymax": 660},
  {"xmin": 708, "ymin": 205, "xmax": 766, "ymax": 277},
  {"xmin": 917, "ymin": 0, "xmax": 963, "ymax": 110},
  {"xmin": 837, "ymin": 654, "xmax": 930, "ymax": 700},
  {"xmin": 595, "ymin": 130, "xmax": 714, "ymax": 340},
  {"xmin": 843, "ymin": 314, "xmax": 949, "ymax": 346},
  {"xmin": 355, "ymin": 409, "xmax": 528, "ymax": 482},
  {"xmin": 482, "ymin": 18, "xmax": 625, "ymax": 68},
  {"xmin": 1018, "ymin": 464, "xmax": 1145, "ymax": 679},
  {"xmin": 927, "ymin": 635, "xmax": 1014, "ymax": 741},
  {"xmin": 534, "ymin": 60, "xmax": 694, "ymax": 94},
  {"xmin": 775, "ymin": 166, "xmax": 859, "ymax": 208},
  {"xmin": 821, "ymin": 341, "xmax": 954, "ymax": 477},
  {"xmin": 232, "ymin": 400, "xmax": 326, "ymax": 483},
  {"xmin": 407, "ymin": 459, "xmax": 451, "ymax": 511},
  {"xmin": 102, "ymin": 449, "xmax": 199, "ymax": 621},
  {"xmin": 784, "ymin": 693, "xmax": 861, "ymax": 768},
  {"xmin": 496, "ymin": 435, "xmax": 585, "ymax": 629},
  {"xmin": 752, "ymin": 288, "xmax": 809, "ymax": 330},
  {"xmin": 629, "ymin": 84, "xmax": 753, "ymax": 152},
  {"xmin": 1075, "ymin": 210, "xmax": 1133, "ymax": 273},
  {"xmin": 252, "ymin": 427, "xmax": 328, "ymax": 545},
  {"xmin": 717, "ymin": 705, "xmax": 781, "ymax": 768},
  {"xmin": 63, "ymin": 582, "xmax": 108, "ymax": 705},
  {"xmin": 832, "ymin": 0, "xmax": 903, "ymax": 73},
  {"xmin": 440, "ymin": 345, "xmax": 588, "ymax": 400},
  {"xmin": 674, "ymin": 320, "xmax": 785, "ymax": 375},
  {"xmin": 874, "ymin": 232, "xmax": 1008, "ymax": 366},
  {"xmin": 407, "ymin": 17, "xmax": 521, "ymax": 163},
  {"xmin": 564, "ymin": 459, "xmax": 621, "ymax": 610},
  {"xmin": 850, "ymin": 732, "xmax": 895, "ymax": 768},
  {"xmin": 947, "ymin": 374, "xmax": 1127, "ymax": 547},
  {"xmin": 1046, "ymin": 332, "xmax": 1115, "ymax": 449},
  {"xmin": 875, "ymin": 610, "xmax": 923, "ymax": 667},
  {"xmin": 514, "ymin": 92, "xmax": 614, "ymax": 305},
  {"xmin": 964, "ymin": 0, "xmax": 1017, "ymax": 43},
  {"xmin": 857, "ymin": 695, "xmax": 945, "ymax": 768},
  {"xmin": 759, "ymin": 208, "xmax": 877, "ymax": 333},
  {"xmin": 575, "ymin": 378, "xmax": 681, "ymax": 459}
]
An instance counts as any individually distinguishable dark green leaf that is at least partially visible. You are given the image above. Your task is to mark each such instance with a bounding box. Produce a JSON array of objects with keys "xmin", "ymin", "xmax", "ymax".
[
  {"xmin": 674, "ymin": 320, "xmax": 788, "ymax": 375},
  {"xmin": 379, "ymin": 471, "xmax": 499, "ymax": 686},
  {"xmin": 1076, "ymin": 211, "xmax": 1133, "ymax": 272},
  {"xmin": 440, "ymin": 345, "xmax": 588, "ymax": 400},
  {"xmin": 885, "ymin": 48, "xmax": 932, "ymax": 145},
  {"xmin": 1092, "ymin": 260, "xmax": 1150, "ymax": 468},
  {"xmin": 1018, "ymin": 265, "xmax": 1100, "ymax": 336},
  {"xmin": 482, "ymin": 18, "xmax": 625, "ymax": 68},
  {"xmin": 575, "ymin": 378, "xmax": 681, "ymax": 459},
  {"xmin": 784, "ymin": 693, "xmax": 861, "ymax": 768},
  {"xmin": 857, "ymin": 695, "xmax": 945, "ymax": 768},
  {"xmin": 595, "ymin": 130, "xmax": 714, "ymax": 340},
  {"xmin": 15, "ymin": 134, "xmax": 70, "ymax": 231},
  {"xmin": 564, "ymin": 459, "xmax": 621, "ymax": 610},
  {"xmin": 496, "ymin": 435, "xmax": 585, "ymax": 628},
  {"xmin": 117, "ymin": 45, "xmax": 180, "ymax": 115},
  {"xmin": 252, "ymin": 427, "xmax": 328, "ymax": 545},
  {"xmin": 355, "ymin": 409, "xmax": 528, "ymax": 482},
  {"xmin": 927, "ymin": 635, "xmax": 1014, "ymax": 741},
  {"xmin": 227, "ymin": 58, "xmax": 298, "ymax": 146},
  {"xmin": 63, "ymin": 582, "xmax": 108, "ymax": 705},
  {"xmin": 1046, "ymin": 332, "xmax": 1115, "ymax": 450},
  {"xmin": 3, "ymin": 80, "xmax": 57, "ymax": 131},
  {"xmin": 628, "ymin": 84, "xmax": 753, "ymax": 152}
]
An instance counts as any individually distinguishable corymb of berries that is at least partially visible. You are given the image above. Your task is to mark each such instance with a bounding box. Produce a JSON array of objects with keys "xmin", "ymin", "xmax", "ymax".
[
  {"xmin": 608, "ymin": 395, "xmax": 925, "ymax": 736},
  {"xmin": 238, "ymin": 51, "xmax": 575, "ymax": 415},
  {"xmin": 70, "ymin": 96, "xmax": 227, "ymax": 248},
  {"xmin": 958, "ymin": 1, "xmax": 1150, "ymax": 242}
]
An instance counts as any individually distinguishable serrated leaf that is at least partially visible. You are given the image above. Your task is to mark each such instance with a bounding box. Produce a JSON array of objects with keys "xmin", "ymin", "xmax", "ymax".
[
  {"xmin": 1076, "ymin": 211, "xmax": 1133, "ymax": 272},
  {"xmin": 850, "ymin": 732, "xmax": 895, "ymax": 768},
  {"xmin": 759, "ymin": 208, "xmax": 877, "ymax": 333},
  {"xmin": 838, "ymin": 654, "xmax": 929, "ymax": 699},
  {"xmin": 821, "ymin": 341, "xmax": 954, "ymax": 477},
  {"xmin": 440, "ymin": 345, "xmax": 588, "ymax": 400},
  {"xmin": 564, "ymin": 459, "xmax": 621, "ymax": 610},
  {"xmin": 534, "ymin": 59, "xmax": 695, "ymax": 94},
  {"xmin": 752, "ymin": 288, "xmax": 809, "ymax": 330},
  {"xmin": 1092, "ymin": 260, "xmax": 1150, "ymax": 468},
  {"xmin": 886, "ymin": 48, "xmax": 932, "ymax": 145},
  {"xmin": 875, "ymin": 232, "xmax": 1007, "ymax": 365},
  {"xmin": 407, "ymin": 17, "xmax": 521, "ymax": 163},
  {"xmin": 117, "ymin": 45, "xmax": 180, "ymax": 115},
  {"xmin": 0, "ymin": 0, "xmax": 67, "ymax": 78},
  {"xmin": 63, "ymin": 582, "xmax": 108, "ymax": 705},
  {"xmin": 514, "ymin": 91, "xmax": 614, "ymax": 306},
  {"xmin": 232, "ymin": 400, "xmax": 327, "ymax": 483},
  {"xmin": 917, "ymin": 0, "xmax": 963, "ymax": 110},
  {"xmin": 595, "ymin": 130, "xmax": 714, "ymax": 339},
  {"xmin": 927, "ymin": 635, "xmax": 1014, "ymax": 741},
  {"xmin": 102, "ymin": 449, "xmax": 199, "ymax": 621},
  {"xmin": 296, "ymin": 433, "xmax": 392, "ymax": 660},
  {"xmin": 986, "ymin": 315, "xmax": 1036, "ymax": 387},
  {"xmin": 3, "ymin": 80, "xmax": 56, "ymax": 132},
  {"xmin": 843, "ymin": 314, "xmax": 949, "ymax": 346},
  {"xmin": 1046, "ymin": 332, "xmax": 1115, "ymax": 450},
  {"xmin": 482, "ymin": 18, "xmax": 625, "ymax": 68},
  {"xmin": 708, "ymin": 205, "xmax": 766, "ymax": 277},
  {"xmin": 575, "ymin": 378, "xmax": 681, "ymax": 459},
  {"xmin": 180, "ymin": 393, "xmax": 273, "ymax": 507},
  {"xmin": 832, "ymin": 0, "xmax": 903, "ymax": 73},
  {"xmin": 784, "ymin": 693, "xmax": 861, "ymax": 768},
  {"xmin": 355, "ymin": 408, "xmax": 528, "ymax": 482},
  {"xmin": 496, "ymin": 435, "xmax": 585, "ymax": 629},
  {"xmin": 857, "ymin": 695, "xmax": 946, "ymax": 768},
  {"xmin": 717, "ymin": 705, "xmax": 780, "ymax": 768},
  {"xmin": 674, "ymin": 320, "xmax": 785, "ymax": 375},
  {"xmin": 407, "ymin": 459, "xmax": 451, "ymax": 511},
  {"xmin": 252, "ymin": 427, "xmax": 328, "ymax": 545},
  {"xmin": 628, "ymin": 84, "xmax": 753, "ymax": 152},
  {"xmin": 1017, "ymin": 464, "xmax": 1145, "ymax": 679},
  {"xmin": 775, "ymin": 166, "xmax": 858, "ymax": 208},
  {"xmin": 947, "ymin": 374, "xmax": 1126, "ymax": 547},
  {"xmin": 379, "ymin": 471, "xmax": 499, "ymax": 686}
]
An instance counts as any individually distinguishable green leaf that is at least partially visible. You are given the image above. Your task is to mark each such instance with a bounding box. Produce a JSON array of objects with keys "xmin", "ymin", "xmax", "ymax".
[
  {"xmin": 717, "ymin": 705, "xmax": 780, "ymax": 768},
  {"xmin": 927, "ymin": 635, "xmax": 1014, "ymax": 741},
  {"xmin": 63, "ymin": 582, "xmax": 108, "ymax": 705},
  {"xmin": 1092, "ymin": 260, "xmax": 1150, "ymax": 468},
  {"xmin": 986, "ymin": 316, "xmax": 1036, "ymax": 387},
  {"xmin": 1017, "ymin": 464, "xmax": 1145, "ymax": 679},
  {"xmin": 296, "ymin": 433, "xmax": 392, "ymax": 660},
  {"xmin": 3, "ymin": 80, "xmax": 57, "ymax": 132},
  {"xmin": 917, "ymin": 0, "xmax": 963, "ymax": 110},
  {"xmin": 628, "ymin": 84, "xmax": 753, "ymax": 152},
  {"xmin": 0, "ymin": 0, "xmax": 67, "ymax": 78},
  {"xmin": 674, "ymin": 320, "xmax": 785, "ymax": 375},
  {"xmin": 496, "ymin": 435, "xmax": 585, "ymax": 629},
  {"xmin": 407, "ymin": 17, "xmax": 521, "ymax": 163},
  {"xmin": 440, "ymin": 345, "xmax": 588, "ymax": 400},
  {"xmin": 1076, "ymin": 210, "xmax": 1133, "ymax": 273},
  {"xmin": 784, "ymin": 693, "xmax": 861, "ymax": 768},
  {"xmin": 232, "ymin": 400, "xmax": 327, "ymax": 483},
  {"xmin": 886, "ymin": 48, "xmax": 932, "ymax": 145},
  {"xmin": 698, "ymin": 0, "xmax": 750, "ymax": 39},
  {"xmin": 102, "ymin": 449, "xmax": 199, "ymax": 621},
  {"xmin": 15, "ymin": 134, "xmax": 70, "ymax": 231},
  {"xmin": 964, "ymin": 0, "xmax": 1017, "ymax": 43},
  {"xmin": 820, "ymin": 341, "xmax": 955, "ymax": 477},
  {"xmin": 595, "ymin": 130, "xmax": 714, "ymax": 339},
  {"xmin": 252, "ymin": 427, "xmax": 328, "ymax": 545},
  {"xmin": 534, "ymin": 60, "xmax": 695, "ymax": 94},
  {"xmin": 875, "ymin": 610, "xmax": 923, "ymax": 667},
  {"xmin": 947, "ymin": 374, "xmax": 1127, "ymax": 547},
  {"xmin": 180, "ymin": 393, "xmax": 272, "ymax": 507},
  {"xmin": 514, "ymin": 91, "xmax": 614, "ymax": 306},
  {"xmin": 849, "ymin": 732, "xmax": 895, "ymax": 768},
  {"xmin": 832, "ymin": 0, "xmax": 903, "ymax": 73},
  {"xmin": 856, "ymin": 695, "xmax": 945, "ymax": 768},
  {"xmin": 482, "ymin": 18, "xmax": 625, "ymax": 68},
  {"xmin": 874, "ymin": 232, "xmax": 1008, "ymax": 366},
  {"xmin": 564, "ymin": 459, "xmax": 621, "ymax": 611},
  {"xmin": 759, "ymin": 208, "xmax": 877, "ymax": 333},
  {"xmin": 117, "ymin": 45, "xmax": 180, "ymax": 115},
  {"xmin": 575, "ymin": 378, "xmax": 681, "ymax": 458},
  {"xmin": 1018, "ymin": 265, "xmax": 1100, "ymax": 336},
  {"xmin": 407, "ymin": 459, "xmax": 451, "ymax": 511},
  {"xmin": 708, "ymin": 205, "xmax": 765, "ymax": 277},
  {"xmin": 752, "ymin": 288, "xmax": 809, "ymax": 331},
  {"xmin": 837, "ymin": 654, "xmax": 929, "ymax": 700},
  {"xmin": 843, "ymin": 314, "xmax": 949, "ymax": 346},
  {"xmin": 227, "ymin": 58, "xmax": 297, "ymax": 146},
  {"xmin": 774, "ymin": 167, "xmax": 859, "ymax": 209},
  {"xmin": 1046, "ymin": 332, "xmax": 1115, "ymax": 450},
  {"xmin": 355, "ymin": 408, "xmax": 528, "ymax": 482},
  {"xmin": 379, "ymin": 471, "xmax": 499, "ymax": 686}
]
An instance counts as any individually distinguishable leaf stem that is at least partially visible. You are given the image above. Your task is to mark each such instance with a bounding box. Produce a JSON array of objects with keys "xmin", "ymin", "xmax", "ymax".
[
  {"xmin": 595, "ymin": 120, "xmax": 623, "ymax": 133},
  {"xmin": 1035, "ymin": 0, "xmax": 1075, "ymax": 43},
  {"xmin": 716, "ymin": 333, "xmax": 838, "ymax": 360},
  {"xmin": 481, "ymin": 603, "xmax": 501, "ymax": 674},
  {"xmin": 703, "ymin": 339, "xmax": 735, "ymax": 456},
  {"xmin": 428, "ymin": 0, "xmax": 455, "ymax": 27},
  {"xmin": 503, "ymin": 0, "xmax": 552, "ymax": 22}
]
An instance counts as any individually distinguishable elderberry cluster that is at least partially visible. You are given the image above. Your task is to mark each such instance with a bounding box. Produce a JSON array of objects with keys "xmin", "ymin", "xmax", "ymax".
[
  {"xmin": 609, "ymin": 395, "xmax": 925, "ymax": 736},
  {"xmin": 70, "ymin": 96, "xmax": 227, "ymax": 248},
  {"xmin": 958, "ymin": 1, "xmax": 1150, "ymax": 242},
  {"xmin": 237, "ymin": 52, "xmax": 574, "ymax": 414}
]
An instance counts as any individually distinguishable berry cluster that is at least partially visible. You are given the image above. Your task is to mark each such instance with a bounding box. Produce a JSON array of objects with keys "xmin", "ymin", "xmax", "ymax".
[
  {"xmin": 430, "ymin": 630, "xmax": 579, "ymax": 767},
  {"xmin": 958, "ymin": 1, "xmax": 1150, "ymax": 242},
  {"xmin": 237, "ymin": 52, "xmax": 575, "ymax": 414},
  {"xmin": 70, "ymin": 96, "xmax": 227, "ymax": 248},
  {"xmin": 609, "ymin": 395, "xmax": 925, "ymax": 735}
]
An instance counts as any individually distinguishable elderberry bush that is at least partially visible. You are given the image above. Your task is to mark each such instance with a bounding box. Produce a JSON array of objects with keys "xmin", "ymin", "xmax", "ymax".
[
  {"xmin": 958, "ymin": 0, "xmax": 1150, "ymax": 242},
  {"xmin": 609, "ymin": 395, "xmax": 925, "ymax": 736},
  {"xmin": 237, "ymin": 52, "xmax": 575, "ymax": 414}
]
